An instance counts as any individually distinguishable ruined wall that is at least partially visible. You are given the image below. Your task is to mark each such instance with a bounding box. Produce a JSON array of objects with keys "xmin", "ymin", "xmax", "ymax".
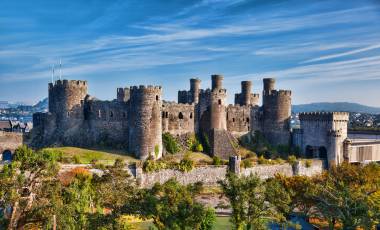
[
  {"xmin": 227, "ymin": 105, "xmax": 251, "ymax": 135},
  {"xmin": 162, "ymin": 102, "xmax": 195, "ymax": 136},
  {"xmin": 129, "ymin": 86, "xmax": 163, "ymax": 160},
  {"xmin": 137, "ymin": 159, "xmax": 324, "ymax": 188},
  {"xmin": 262, "ymin": 78, "xmax": 291, "ymax": 146},
  {"xmin": 0, "ymin": 131, "xmax": 24, "ymax": 160}
]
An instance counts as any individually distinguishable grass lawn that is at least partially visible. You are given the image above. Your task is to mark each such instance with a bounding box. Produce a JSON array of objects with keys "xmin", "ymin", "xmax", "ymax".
[
  {"xmin": 43, "ymin": 146, "xmax": 140, "ymax": 165},
  {"xmin": 136, "ymin": 216, "xmax": 231, "ymax": 229}
]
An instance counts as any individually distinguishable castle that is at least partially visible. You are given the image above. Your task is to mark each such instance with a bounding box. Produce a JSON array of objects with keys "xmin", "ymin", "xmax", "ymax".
[
  {"xmin": 31, "ymin": 75, "xmax": 380, "ymax": 166},
  {"xmin": 32, "ymin": 75, "xmax": 291, "ymax": 160}
]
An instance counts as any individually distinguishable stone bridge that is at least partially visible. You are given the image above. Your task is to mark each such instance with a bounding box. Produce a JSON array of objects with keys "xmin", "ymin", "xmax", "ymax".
[{"xmin": 0, "ymin": 131, "xmax": 24, "ymax": 161}]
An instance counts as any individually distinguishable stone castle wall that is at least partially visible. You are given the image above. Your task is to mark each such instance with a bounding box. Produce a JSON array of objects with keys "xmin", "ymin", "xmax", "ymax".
[
  {"xmin": 137, "ymin": 159, "xmax": 325, "ymax": 188},
  {"xmin": 162, "ymin": 101, "xmax": 195, "ymax": 136},
  {"xmin": 0, "ymin": 131, "xmax": 24, "ymax": 160},
  {"xmin": 226, "ymin": 105, "xmax": 251, "ymax": 135}
]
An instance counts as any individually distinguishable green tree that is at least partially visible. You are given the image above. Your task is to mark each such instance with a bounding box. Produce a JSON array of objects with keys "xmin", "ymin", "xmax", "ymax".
[
  {"xmin": 127, "ymin": 179, "xmax": 215, "ymax": 230},
  {"xmin": 218, "ymin": 173, "xmax": 271, "ymax": 230},
  {"xmin": 0, "ymin": 145, "xmax": 60, "ymax": 229}
]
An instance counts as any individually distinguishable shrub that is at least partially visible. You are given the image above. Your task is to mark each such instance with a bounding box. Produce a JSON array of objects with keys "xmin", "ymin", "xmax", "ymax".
[
  {"xmin": 242, "ymin": 159, "xmax": 253, "ymax": 168},
  {"xmin": 177, "ymin": 159, "xmax": 194, "ymax": 172},
  {"xmin": 163, "ymin": 132, "xmax": 181, "ymax": 154},
  {"xmin": 287, "ymin": 155, "xmax": 297, "ymax": 166},
  {"xmin": 154, "ymin": 144, "xmax": 160, "ymax": 158},
  {"xmin": 73, "ymin": 155, "xmax": 81, "ymax": 164},
  {"xmin": 257, "ymin": 155, "xmax": 268, "ymax": 165},
  {"xmin": 212, "ymin": 156, "xmax": 222, "ymax": 166},
  {"xmin": 196, "ymin": 143, "xmax": 204, "ymax": 152},
  {"xmin": 305, "ymin": 159, "xmax": 312, "ymax": 168}
]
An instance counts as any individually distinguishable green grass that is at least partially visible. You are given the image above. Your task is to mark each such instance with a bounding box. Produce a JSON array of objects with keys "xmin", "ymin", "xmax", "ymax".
[
  {"xmin": 43, "ymin": 146, "xmax": 140, "ymax": 165},
  {"xmin": 136, "ymin": 216, "xmax": 231, "ymax": 229}
]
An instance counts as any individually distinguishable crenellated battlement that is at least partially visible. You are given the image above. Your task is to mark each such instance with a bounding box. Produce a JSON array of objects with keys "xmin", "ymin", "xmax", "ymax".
[
  {"xmin": 299, "ymin": 112, "xmax": 349, "ymax": 122},
  {"xmin": 130, "ymin": 85, "xmax": 162, "ymax": 95},
  {"xmin": 328, "ymin": 129, "xmax": 342, "ymax": 137},
  {"xmin": 263, "ymin": 89, "xmax": 292, "ymax": 97}
]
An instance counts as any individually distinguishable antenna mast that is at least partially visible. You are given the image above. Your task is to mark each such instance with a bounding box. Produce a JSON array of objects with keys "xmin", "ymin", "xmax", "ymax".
[{"xmin": 59, "ymin": 59, "xmax": 62, "ymax": 80}]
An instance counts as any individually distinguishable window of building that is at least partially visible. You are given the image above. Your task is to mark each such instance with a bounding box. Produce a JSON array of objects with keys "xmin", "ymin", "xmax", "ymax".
[
  {"xmin": 246, "ymin": 118, "xmax": 249, "ymax": 122},
  {"xmin": 190, "ymin": 112, "xmax": 193, "ymax": 119},
  {"xmin": 218, "ymin": 99, "xmax": 222, "ymax": 105},
  {"xmin": 110, "ymin": 111, "xmax": 114, "ymax": 118},
  {"xmin": 179, "ymin": 112, "xmax": 184, "ymax": 119},
  {"xmin": 123, "ymin": 112, "xmax": 126, "ymax": 118},
  {"xmin": 232, "ymin": 118, "xmax": 235, "ymax": 122},
  {"xmin": 156, "ymin": 95, "xmax": 159, "ymax": 101}
]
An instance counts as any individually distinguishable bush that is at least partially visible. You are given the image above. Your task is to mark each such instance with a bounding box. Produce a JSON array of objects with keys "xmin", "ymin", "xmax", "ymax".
[
  {"xmin": 257, "ymin": 155, "xmax": 269, "ymax": 165},
  {"xmin": 212, "ymin": 156, "xmax": 222, "ymax": 166},
  {"xmin": 163, "ymin": 132, "xmax": 181, "ymax": 154},
  {"xmin": 177, "ymin": 159, "xmax": 194, "ymax": 172},
  {"xmin": 287, "ymin": 155, "xmax": 297, "ymax": 166},
  {"xmin": 196, "ymin": 143, "xmax": 204, "ymax": 152},
  {"xmin": 242, "ymin": 159, "xmax": 253, "ymax": 168},
  {"xmin": 154, "ymin": 144, "xmax": 160, "ymax": 158},
  {"xmin": 73, "ymin": 155, "xmax": 81, "ymax": 164}
]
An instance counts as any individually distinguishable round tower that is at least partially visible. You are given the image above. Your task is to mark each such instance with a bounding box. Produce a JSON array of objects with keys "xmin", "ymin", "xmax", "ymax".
[
  {"xmin": 210, "ymin": 89, "xmax": 227, "ymax": 130},
  {"xmin": 190, "ymin": 78, "xmax": 201, "ymax": 104},
  {"xmin": 211, "ymin": 74, "xmax": 224, "ymax": 91},
  {"xmin": 128, "ymin": 85, "xmax": 162, "ymax": 160},
  {"xmin": 263, "ymin": 78, "xmax": 275, "ymax": 94},
  {"xmin": 241, "ymin": 81, "xmax": 252, "ymax": 106},
  {"xmin": 262, "ymin": 85, "xmax": 292, "ymax": 146},
  {"xmin": 48, "ymin": 80, "xmax": 88, "ymax": 122}
]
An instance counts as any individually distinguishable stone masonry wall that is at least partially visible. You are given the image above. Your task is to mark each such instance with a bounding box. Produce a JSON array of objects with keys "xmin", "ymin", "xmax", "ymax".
[
  {"xmin": 162, "ymin": 101, "xmax": 195, "ymax": 136},
  {"xmin": 0, "ymin": 131, "xmax": 24, "ymax": 160}
]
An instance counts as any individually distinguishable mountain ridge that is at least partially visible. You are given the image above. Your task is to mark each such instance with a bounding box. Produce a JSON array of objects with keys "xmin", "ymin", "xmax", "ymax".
[{"xmin": 292, "ymin": 102, "xmax": 380, "ymax": 114}]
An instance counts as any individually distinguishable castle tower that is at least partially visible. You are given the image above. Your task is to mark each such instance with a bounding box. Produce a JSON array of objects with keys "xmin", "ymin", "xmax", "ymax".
[
  {"xmin": 48, "ymin": 80, "xmax": 88, "ymax": 123},
  {"xmin": 211, "ymin": 74, "xmax": 223, "ymax": 90},
  {"xmin": 234, "ymin": 81, "xmax": 260, "ymax": 106},
  {"xmin": 210, "ymin": 75, "xmax": 227, "ymax": 130},
  {"xmin": 117, "ymin": 87, "xmax": 130, "ymax": 102},
  {"xmin": 190, "ymin": 78, "xmax": 201, "ymax": 104},
  {"xmin": 128, "ymin": 85, "xmax": 162, "ymax": 160},
  {"xmin": 328, "ymin": 130, "xmax": 343, "ymax": 167},
  {"xmin": 262, "ymin": 78, "xmax": 291, "ymax": 146}
]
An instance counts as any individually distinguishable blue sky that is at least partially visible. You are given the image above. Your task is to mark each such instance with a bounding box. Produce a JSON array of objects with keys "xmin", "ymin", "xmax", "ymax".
[{"xmin": 1, "ymin": 0, "xmax": 380, "ymax": 106}]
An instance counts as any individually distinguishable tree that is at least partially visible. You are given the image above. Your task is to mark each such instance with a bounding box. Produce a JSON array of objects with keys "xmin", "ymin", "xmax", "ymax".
[
  {"xmin": 218, "ymin": 173, "xmax": 271, "ymax": 230},
  {"xmin": 127, "ymin": 179, "xmax": 215, "ymax": 230},
  {"xmin": 0, "ymin": 145, "xmax": 60, "ymax": 229}
]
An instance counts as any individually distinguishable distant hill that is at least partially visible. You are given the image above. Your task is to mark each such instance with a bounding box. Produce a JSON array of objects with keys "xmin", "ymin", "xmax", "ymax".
[
  {"xmin": 33, "ymin": 98, "xmax": 48, "ymax": 111},
  {"xmin": 293, "ymin": 102, "xmax": 380, "ymax": 114}
]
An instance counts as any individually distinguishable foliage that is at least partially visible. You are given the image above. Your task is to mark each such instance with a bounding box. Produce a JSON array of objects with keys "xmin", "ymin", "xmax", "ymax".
[
  {"xmin": 162, "ymin": 132, "xmax": 181, "ymax": 154},
  {"xmin": 241, "ymin": 159, "xmax": 253, "ymax": 168},
  {"xmin": 212, "ymin": 156, "xmax": 223, "ymax": 166},
  {"xmin": 187, "ymin": 134, "xmax": 204, "ymax": 152},
  {"xmin": 177, "ymin": 158, "xmax": 195, "ymax": 172},
  {"xmin": 127, "ymin": 179, "xmax": 215, "ymax": 230},
  {"xmin": 202, "ymin": 132, "xmax": 211, "ymax": 153},
  {"xmin": 154, "ymin": 144, "xmax": 160, "ymax": 159},
  {"xmin": 287, "ymin": 155, "xmax": 297, "ymax": 166},
  {"xmin": 219, "ymin": 173, "xmax": 273, "ymax": 230},
  {"xmin": 304, "ymin": 159, "xmax": 312, "ymax": 168}
]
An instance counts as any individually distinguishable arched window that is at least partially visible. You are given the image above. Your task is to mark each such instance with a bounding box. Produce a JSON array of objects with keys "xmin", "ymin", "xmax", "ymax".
[
  {"xmin": 162, "ymin": 112, "xmax": 165, "ymax": 118},
  {"xmin": 2, "ymin": 150, "xmax": 12, "ymax": 161},
  {"xmin": 232, "ymin": 118, "xmax": 235, "ymax": 122},
  {"xmin": 165, "ymin": 112, "xmax": 169, "ymax": 118},
  {"xmin": 246, "ymin": 118, "xmax": 249, "ymax": 122},
  {"xmin": 179, "ymin": 112, "xmax": 184, "ymax": 119},
  {"xmin": 190, "ymin": 112, "xmax": 193, "ymax": 119},
  {"xmin": 156, "ymin": 95, "xmax": 159, "ymax": 101},
  {"xmin": 110, "ymin": 111, "xmax": 114, "ymax": 118},
  {"xmin": 218, "ymin": 99, "xmax": 222, "ymax": 105}
]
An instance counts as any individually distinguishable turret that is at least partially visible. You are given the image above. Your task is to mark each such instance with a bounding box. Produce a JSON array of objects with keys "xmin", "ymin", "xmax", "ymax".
[
  {"xmin": 263, "ymin": 78, "xmax": 275, "ymax": 94},
  {"xmin": 211, "ymin": 74, "xmax": 223, "ymax": 91},
  {"xmin": 261, "ymin": 78, "xmax": 291, "ymax": 146},
  {"xmin": 128, "ymin": 85, "xmax": 163, "ymax": 160},
  {"xmin": 190, "ymin": 78, "xmax": 201, "ymax": 104},
  {"xmin": 48, "ymin": 80, "xmax": 88, "ymax": 122},
  {"xmin": 234, "ymin": 81, "xmax": 260, "ymax": 106},
  {"xmin": 117, "ymin": 87, "xmax": 130, "ymax": 102}
]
